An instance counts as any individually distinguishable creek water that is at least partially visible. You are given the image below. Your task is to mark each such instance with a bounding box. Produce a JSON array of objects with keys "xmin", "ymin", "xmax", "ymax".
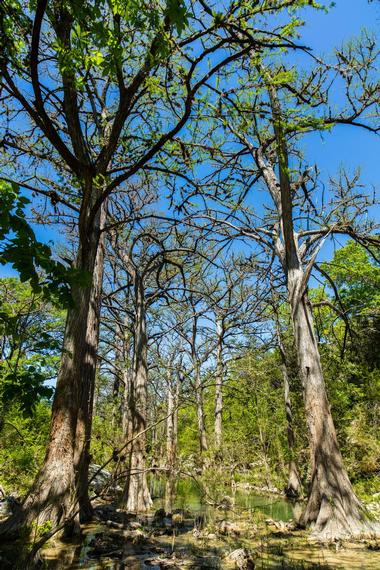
[
  {"xmin": 1, "ymin": 481, "xmax": 380, "ymax": 569},
  {"xmin": 149, "ymin": 477, "xmax": 296, "ymax": 522}
]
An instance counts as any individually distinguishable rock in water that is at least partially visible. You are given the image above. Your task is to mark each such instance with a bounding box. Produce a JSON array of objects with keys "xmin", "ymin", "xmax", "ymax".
[
  {"xmin": 218, "ymin": 519, "xmax": 240, "ymax": 536},
  {"xmin": 88, "ymin": 464, "xmax": 122, "ymax": 494},
  {"xmin": 153, "ymin": 508, "xmax": 166, "ymax": 521},
  {"xmin": 129, "ymin": 520, "xmax": 143, "ymax": 530},
  {"xmin": 88, "ymin": 464, "xmax": 112, "ymax": 494},
  {"xmin": 0, "ymin": 496, "xmax": 21, "ymax": 521},
  {"xmin": 171, "ymin": 512, "xmax": 184, "ymax": 527},
  {"xmin": 228, "ymin": 548, "xmax": 255, "ymax": 570}
]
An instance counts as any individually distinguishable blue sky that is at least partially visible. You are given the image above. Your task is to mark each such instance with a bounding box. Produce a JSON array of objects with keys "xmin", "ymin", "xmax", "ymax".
[
  {"xmin": 302, "ymin": 0, "xmax": 379, "ymax": 50},
  {"xmin": 298, "ymin": 0, "xmax": 380, "ymax": 259},
  {"xmin": 300, "ymin": 0, "xmax": 379, "ymax": 179},
  {"xmin": 300, "ymin": 0, "xmax": 379, "ymax": 182},
  {"xmin": 299, "ymin": 0, "xmax": 379, "ymax": 175},
  {"xmin": 1, "ymin": 0, "xmax": 379, "ymax": 278}
]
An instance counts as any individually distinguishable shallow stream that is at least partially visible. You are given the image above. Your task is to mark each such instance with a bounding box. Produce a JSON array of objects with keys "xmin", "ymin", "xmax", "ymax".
[{"xmin": 1, "ymin": 482, "xmax": 380, "ymax": 569}]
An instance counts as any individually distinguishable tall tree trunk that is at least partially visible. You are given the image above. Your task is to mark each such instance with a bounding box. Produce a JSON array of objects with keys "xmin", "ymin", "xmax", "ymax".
[
  {"xmin": 120, "ymin": 330, "xmax": 133, "ymax": 439},
  {"xmin": 276, "ymin": 325, "xmax": 302, "ymax": 498},
  {"xmin": 74, "ymin": 202, "xmax": 107, "ymax": 523},
  {"xmin": 111, "ymin": 332, "xmax": 122, "ymax": 429},
  {"xmin": 165, "ymin": 369, "xmax": 179, "ymax": 514},
  {"xmin": 194, "ymin": 358, "xmax": 208, "ymax": 455},
  {"xmin": 214, "ymin": 319, "xmax": 224, "ymax": 451},
  {"xmin": 289, "ymin": 275, "xmax": 376, "ymax": 539},
  {"xmin": 282, "ymin": 361, "xmax": 302, "ymax": 499},
  {"xmin": 122, "ymin": 366, "xmax": 131, "ymax": 438},
  {"xmin": 265, "ymin": 80, "xmax": 378, "ymax": 540},
  {"xmin": 0, "ymin": 189, "xmax": 104, "ymax": 538},
  {"xmin": 123, "ymin": 277, "xmax": 152, "ymax": 512}
]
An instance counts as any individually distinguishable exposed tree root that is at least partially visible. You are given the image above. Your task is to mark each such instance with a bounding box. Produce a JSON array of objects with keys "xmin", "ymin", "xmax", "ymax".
[
  {"xmin": 301, "ymin": 467, "xmax": 380, "ymax": 541},
  {"xmin": 0, "ymin": 462, "xmax": 77, "ymax": 540}
]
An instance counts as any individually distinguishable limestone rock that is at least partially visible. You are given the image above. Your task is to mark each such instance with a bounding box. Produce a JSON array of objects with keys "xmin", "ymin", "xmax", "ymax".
[
  {"xmin": 218, "ymin": 519, "xmax": 241, "ymax": 536},
  {"xmin": 228, "ymin": 548, "xmax": 255, "ymax": 569}
]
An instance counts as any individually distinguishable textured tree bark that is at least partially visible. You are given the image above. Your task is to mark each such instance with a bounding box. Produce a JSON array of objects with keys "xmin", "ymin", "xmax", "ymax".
[
  {"xmin": 122, "ymin": 366, "xmax": 131, "ymax": 438},
  {"xmin": 214, "ymin": 319, "xmax": 224, "ymax": 451},
  {"xmin": 276, "ymin": 328, "xmax": 302, "ymax": 498},
  {"xmin": 123, "ymin": 277, "xmax": 152, "ymax": 512},
  {"xmin": 290, "ymin": 276, "xmax": 377, "ymax": 539},
  {"xmin": 0, "ymin": 180, "xmax": 107, "ymax": 538},
  {"xmin": 0, "ymin": 227, "xmax": 101, "ymax": 538},
  {"xmin": 74, "ymin": 202, "xmax": 107, "ymax": 523},
  {"xmin": 165, "ymin": 370, "xmax": 179, "ymax": 514},
  {"xmin": 283, "ymin": 365, "xmax": 302, "ymax": 499},
  {"xmin": 194, "ymin": 359, "xmax": 208, "ymax": 454},
  {"xmin": 262, "ymin": 80, "xmax": 379, "ymax": 540},
  {"xmin": 111, "ymin": 331, "xmax": 122, "ymax": 429}
]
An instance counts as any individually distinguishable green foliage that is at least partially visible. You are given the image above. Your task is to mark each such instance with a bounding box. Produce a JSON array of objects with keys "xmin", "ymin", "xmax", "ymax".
[
  {"xmin": 174, "ymin": 243, "xmax": 380, "ymax": 496},
  {"xmin": 219, "ymin": 350, "xmax": 302, "ymax": 489},
  {"xmin": 321, "ymin": 346, "xmax": 380, "ymax": 481},
  {"xmin": 321, "ymin": 241, "xmax": 380, "ymax": 315},
  {"xmin": 31, "ymin": 519, "xmax": 53, "ymax": 539},
  {"xmin": 1, "ymin": 367, "xmax": 54, "ymax": 417},
  {"xmin": 0, "ymin": 0, "xmax": 30, "ymax": 66},
  {"xmin": 0, "ymin": 232, "xmax": 378, "ymax": 509},
  {"xmin": 0, "ymin": 181, "xmax": 88, "ymax": 306},
  {"xmin": 91, "ymin": 403, "xmax": 123, "ymax": 466},
  {"xmin": 165, "ymin": 0, "xmax": 189, "ymax": 34},
  {"xmin": 178, "ymin": 405, "xmax": 202, "ymax": 459},
  {"xmin": 178, "ymin": 350, "xmax": 301, "ymax": 490},
  {"xmin": 312, "ymin": 241, "xmax": 380, "ymax": 487},
  {"xmin": 0, "ymin": 402, "xmax": 50, "ymax": 494},
  {"xmin": 1, "ymin": 0, "xmax": 188, "ymax": 81},
  {"xmin": 0, "ymin": 277, "xmax": 64, "ymax": 415}
]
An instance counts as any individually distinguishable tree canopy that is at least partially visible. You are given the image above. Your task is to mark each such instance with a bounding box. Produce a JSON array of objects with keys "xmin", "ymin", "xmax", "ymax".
[{"xmin": 0, "ymin": 0, "xmax": 379, "ymax": 565}]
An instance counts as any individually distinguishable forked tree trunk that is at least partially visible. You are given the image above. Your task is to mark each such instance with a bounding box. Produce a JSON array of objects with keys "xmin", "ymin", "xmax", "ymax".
[
  {"xmin": 165, "ymin": 370, "xmax": 179, "ymax": 514},
  {"xmin": 123, "ymin": 277, "xmax": 152, "ymax": 512},
  {"xmin": 214, "ymin": 319, "xmax": 224, "ymax": 451},
  {"xmin": 0, "ymin": 194, "xmax": 103, "ymax": 538},
  {"xmin": 289, "ymin": 269, "xmax": 377, "ymax": 539},
  {"xmin": 264, "ymin": 80, "xmax": 379, "ymax": 540}
]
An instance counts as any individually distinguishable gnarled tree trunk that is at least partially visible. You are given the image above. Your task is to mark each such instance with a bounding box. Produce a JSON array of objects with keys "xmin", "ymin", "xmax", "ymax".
[
  {"xmin": 0, "ymin": 199, "xmax": 104, "ymax": 538},
  {"xmin": 264, "ymin": 79, "xmax": 378, "ymax": 540},
  {"xmin": 289, "ymin": 274, "xmax": 376, "ymax": 539},
  {"xmin": 123, "ymin": 277, "xmax": 152, "ymax": 512}
]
